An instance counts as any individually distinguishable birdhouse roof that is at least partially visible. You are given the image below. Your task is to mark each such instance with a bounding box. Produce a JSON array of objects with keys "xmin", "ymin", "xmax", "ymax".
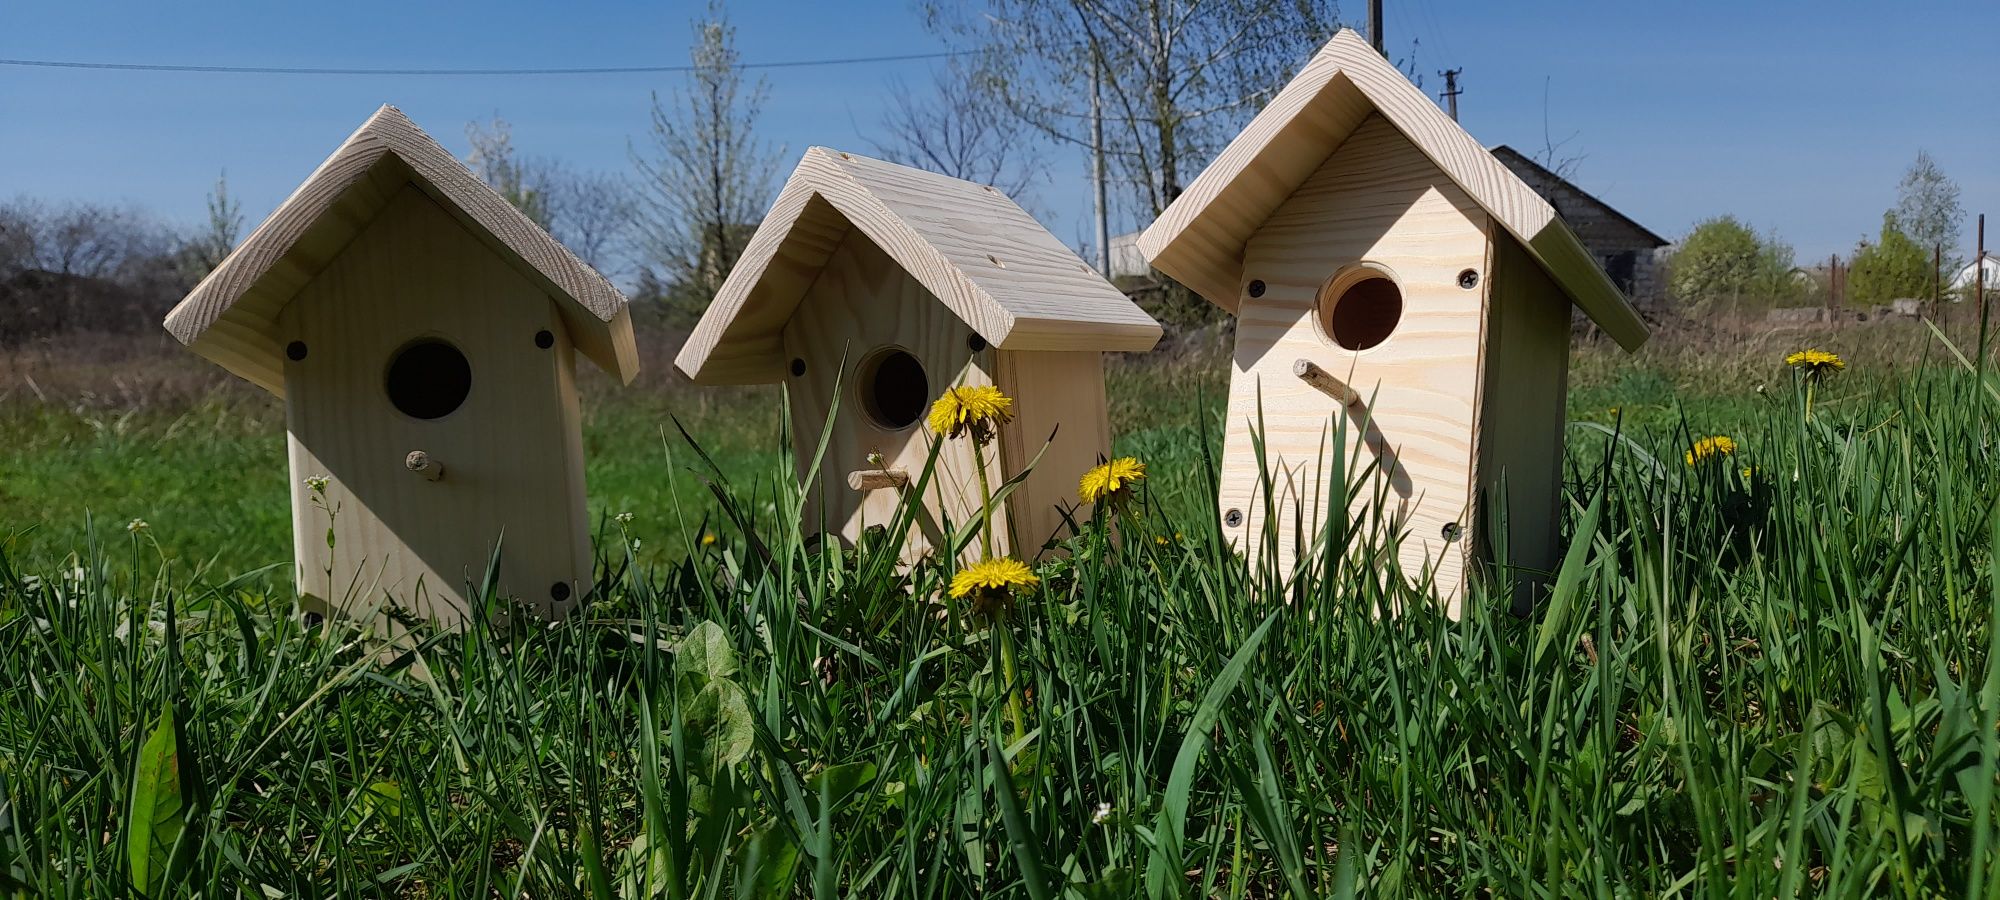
[
  {"xmin": 675, "ymin": 148, "xmax": 1162, "ymax": 385},
  {"xmin": 164, "ymin": 105, "xmax": 638, "ymax": 394},
  {"xmin": 1138, "ymin": 29, "xmax": 1650, "ymax": 350}
]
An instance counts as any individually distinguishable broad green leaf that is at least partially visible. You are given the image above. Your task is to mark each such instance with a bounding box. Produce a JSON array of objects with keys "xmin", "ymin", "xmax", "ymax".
[{"xmin": 127, "ymin": 706, "xmax": 186, "ymax": 897}]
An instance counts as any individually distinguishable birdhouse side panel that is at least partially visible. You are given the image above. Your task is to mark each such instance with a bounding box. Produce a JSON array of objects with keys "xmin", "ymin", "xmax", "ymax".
[
  {"xmin": 1472, "ymin": 233, "xmax": 1572, "ymax": 597},
  {"xmin": 280, "ymin": 185, "xmax": 591, "ymax": 625},
  {"xmin": 994, "ymin": 350, "xmax": 1113, "ymax": 555},
  {"xmin": 780, "ymin": 229, "xmax": 1005, "ymax": 558},
  {"xmin": 1218, "ymin": 112, "xmax": 1490, "ymax": 611}
]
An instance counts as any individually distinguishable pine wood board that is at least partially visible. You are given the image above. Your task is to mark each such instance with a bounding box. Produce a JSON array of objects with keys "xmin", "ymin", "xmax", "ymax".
[
  {"xmin": 1218, "ymin": 114, "xmax": 1489, "ymax": 611},
  {"xmin": 167, "ymin": 105, "xmax": 637, "ymax": 394},
  {"xmin": 1473, "ymin": 233, "xmax": 1573, "ymax": 594},
  {"xmin": 994, "ymin": 350, "xmax": 1112, "ymax": 555},
  {"xmin": 678, "ymin": 147, "xmax": 1161, "ymax": 385},
  {"xmin": 280, "ymin": 186, "xmax": 592, "ymax": 625},
  {"xmin": 781, "ymin": 228, "xmax": 1008, "ymax": 559},
  {"xmin": 1138, "ymin": 28, "xmax": 1646, "ymax": 351}
]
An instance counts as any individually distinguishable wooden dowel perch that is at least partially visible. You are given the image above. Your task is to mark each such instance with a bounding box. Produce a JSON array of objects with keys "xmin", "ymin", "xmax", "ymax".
[
  {"xmin": 847, "ymin": 468, "xmax": 909, "ymax": 491},
  {"xmin": 1293, "ymin": 358, "xmax": 1361, "ymax": 407},
  {"xmin": 406, "ymin": 450, "xmax": 444, "ymax": 481}
]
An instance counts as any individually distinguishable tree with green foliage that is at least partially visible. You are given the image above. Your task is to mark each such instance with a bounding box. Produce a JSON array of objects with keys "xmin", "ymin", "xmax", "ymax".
[
  {"xmin": 1849, "ymin": 212, "xmax": 1931, "ymax": 304},
  {"xmin": 1895, "ymin": 149, "xmax": 1963, "ymax": 269},
  {"xmin": 1667, "ymin": 216, "xmax": 1802, "ymax": 312}
]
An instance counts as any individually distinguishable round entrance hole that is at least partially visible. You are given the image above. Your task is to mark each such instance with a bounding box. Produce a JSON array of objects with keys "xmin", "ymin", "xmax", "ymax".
[
  {"xmin": 385, "ymin": 339, "xmax": 472, "ymax": 420},
  {"xmin": 858, "ymin": 347, "xmax": 928, "ymax": 430},
  {"xmin": 1317, "ymin": 269, "xmax": 1404, "ymax": 352}
]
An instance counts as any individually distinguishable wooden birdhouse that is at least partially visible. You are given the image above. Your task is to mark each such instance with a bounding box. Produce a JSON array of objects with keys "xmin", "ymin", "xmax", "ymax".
[
  {"xmin": 675, "ymin": 148, "xmax": 1161, "ymax": 557},
  {"xmin": 163, "ymin": 106, "xmax": 639, "ymax": 624},
  {"xmin": 1139, "ymin": 30, "xmax": 1649, "ymax": 610}
]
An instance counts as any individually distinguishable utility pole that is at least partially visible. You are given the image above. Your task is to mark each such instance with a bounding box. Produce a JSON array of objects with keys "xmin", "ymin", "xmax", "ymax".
[
  {"xmin": 1369, "ymin": 0, "xmax": 1384, "ymax": 54},
  {"xmin": 1091, "ymin": 57, "xmax": 1110, "ymax": 278},
  {"xmin": 1439, "ymin": 68, "xmax": 1463, "ymax": 121}
]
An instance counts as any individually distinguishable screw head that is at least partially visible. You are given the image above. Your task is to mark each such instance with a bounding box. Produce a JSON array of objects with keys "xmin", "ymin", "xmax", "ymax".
[
  {"xmin": 286, "ymin": 340, "xmax": 308, "ymax": 361},
  {"xmin": 1457, "ymin": 269, "xmax": 1479, "ymax": 290},
  {"xmin": 534, "ymin": 329, "xmax": 555, "ymax": 349},
  {"xmin": 1441, "ymin": 521, "xmax": 1463, "ymax": 542},
  {"xmin": 1247, "ymin": 280, "xmax": 1266, "ymax": 298},
  {"xmin": 789, "ymin": 357, "xmax": 807, "ymax": 377},
  {"xmin": 550, "ymin": 581, "xmax": 572, "ymax": 602},
  {"xmin": 1224, "ymin": 508, "xmax": 1244, "ymax": 528}
]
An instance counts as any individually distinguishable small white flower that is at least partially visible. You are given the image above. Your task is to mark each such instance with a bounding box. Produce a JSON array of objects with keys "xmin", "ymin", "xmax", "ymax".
[
  {"xmin": 631, "ymin": 539, "xmax": 643, "ymax": 552},
  {"xmin": 1092, "ymin": 802, "xmax": 1112, "ymax": 825},
  {"xmin": 126, "ymin": 519, "xmax": 148, "ymax": 534},
  {"xmin": 304, "ymin": 474, "xmax": 330, "ymax": 494},
  {"xmin": 615, "ymin": 511, "xmax": 634, "ymax": 525}
]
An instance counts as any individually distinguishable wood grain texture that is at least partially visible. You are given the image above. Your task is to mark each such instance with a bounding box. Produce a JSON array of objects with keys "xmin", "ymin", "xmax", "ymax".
[
  {"xmin": 166, "ymin": 105, "xmax": 638, "ymax": 394},
  {"xmin": 1217, "ymin": 114, "xmax": 1488, "ymax": 612},
  {"xmin": 677, "ymin": 147, "xmax": 1161, "ymax": 385},
  {"xmin": 1137, "ymin": 28, "xmax": 1648, "ymax": 351},
  {"xmin": 994, "ymin": 349, "xmax": 1113, "ymax": 556},
  {"xmin": 281, "ymin": 186, "xmax": 592, "ymax": 625},
  {"xmin": 1473, "ymin": 233, "xmax": 1572, "ymax": 595},
  {"xmin": 781, "ymin": 229, "xmax": 1007, "ymax": 559}
]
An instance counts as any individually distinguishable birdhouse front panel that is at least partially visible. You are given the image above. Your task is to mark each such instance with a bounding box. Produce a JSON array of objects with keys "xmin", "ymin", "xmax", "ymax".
[
  {"xmin": 1218, "ymin": 113, "xmax": 1492, "ymax": 607},
  {"xmin": 278, "ymin": 185, "xmax": 592, "ymax": 624},
  {"xmin": 780, "ymin": 229, "xmax": 1007, "ymax": 557}
]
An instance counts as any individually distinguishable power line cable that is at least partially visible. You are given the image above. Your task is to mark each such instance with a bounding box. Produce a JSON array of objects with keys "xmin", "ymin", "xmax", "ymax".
[{"xmin": 0, "ymin": 50, "xmax": 967, "ymax": 77}]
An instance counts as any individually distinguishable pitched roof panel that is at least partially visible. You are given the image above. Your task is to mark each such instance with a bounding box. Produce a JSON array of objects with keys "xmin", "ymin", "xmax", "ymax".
[
  {"xmin": 676, "ymin": 148, "xmax": 1161, "ymax": 385},
  {"xmin": 1138, "ymin": 29, "xmax": 1649, "ymax": 350},
  {"xmin": 164, "ymin": 105, "xmax": 637, "ymax": 394}
]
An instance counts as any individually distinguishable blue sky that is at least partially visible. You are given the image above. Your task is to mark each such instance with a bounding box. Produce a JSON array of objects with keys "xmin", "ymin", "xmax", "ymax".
[{"xmin": 3, "ymin": 1, "xmax": 1994, "ymax": 270}]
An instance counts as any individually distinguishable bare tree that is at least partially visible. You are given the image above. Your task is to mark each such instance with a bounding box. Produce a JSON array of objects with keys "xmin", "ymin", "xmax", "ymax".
[
  {"xmin": 465, "ymin": 116, "xmax": 636, "ymax": 277},
  {"xmin": 630, "ymin": 0, "xmax": 779, "ymax": 319},
  {"xmin": 867, "ymin": 63, "xmax": 1042, "ymax": 203},
  {"xmin": 543, "ymin": 168, "xmax": 636, "ymax": 275},
  {"xmin": 926, "ymin": 0, "xmax": 1340, "ymax": 220},
  {"xmin": 465, "ymin": 116, "xmax": 554, "ymax": 228},
  {"xmin": 179, "ymin": 171, "xmax": 243, "ymax": 279}
]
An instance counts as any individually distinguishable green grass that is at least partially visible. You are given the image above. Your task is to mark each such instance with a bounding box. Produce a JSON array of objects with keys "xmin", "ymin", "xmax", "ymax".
[{"xmin": 8, "ymin": 329, "xmax": 2000, "ymax": 896}]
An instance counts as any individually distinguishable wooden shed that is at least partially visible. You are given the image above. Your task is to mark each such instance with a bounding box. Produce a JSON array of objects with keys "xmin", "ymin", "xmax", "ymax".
[
  {"xmin": 164, "ymin": 105, "xmax": 638, "ymax": 624},
  {"xmin": 676, "ymin": 147, "xmax": 1161, "ymax": 558},
  {"xmin": 1139, "ymin": 29, "xmax": 1648, "ymax": 610}
]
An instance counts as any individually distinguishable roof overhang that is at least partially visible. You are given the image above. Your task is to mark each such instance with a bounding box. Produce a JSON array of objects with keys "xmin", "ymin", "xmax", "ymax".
[
  {"xmin": 1138, "ymin": 29, "xmax": 1649, "ymax": 351},
  {"xmin": 164, "ymin": 105, "xmax": 638, "ymax": 395},
  {"xmin": 676, "ymin": 147, "xmax": 1162, "ymax": 385}
]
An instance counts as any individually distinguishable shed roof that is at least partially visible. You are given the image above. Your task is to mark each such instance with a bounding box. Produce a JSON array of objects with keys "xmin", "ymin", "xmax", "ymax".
[
  {"xmin": 1138, "ymin": 29, "xmax": 1649, "ymax": 350},
  {"xmin": 675, "ymin": 147, "xmax": 1162, "ymax": 385},
  {"xmin": 164, "ymin": 105, "xmax": 638, "ymax": 395}
]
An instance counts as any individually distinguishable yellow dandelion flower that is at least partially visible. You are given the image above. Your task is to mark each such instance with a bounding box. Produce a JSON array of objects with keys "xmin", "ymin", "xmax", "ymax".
[
  {"xmin": 950, "ymin": 557, "xmax": 1039, "ymax": 616},
  {"xmin": 927, "ymin": 384, "xmax": 1014, "ymax": 442},
  {"xmin": 1685, "ymin": 435, "xmax": 1739, "ymax": 466},
  {"xmin": 1079, "ymin": 457, "xmax": 1146, "ymax": 504},
  {"xmin": 1785, "ymin": 348, "xmax": 1845, "ymax": 379},
  {"xmin": 700, "ymin": 532, "xmax": 717, "ymax": 547}
]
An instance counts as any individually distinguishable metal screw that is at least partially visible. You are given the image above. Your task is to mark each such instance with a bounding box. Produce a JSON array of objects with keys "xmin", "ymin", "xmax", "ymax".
[
  {"xmin": 1224, "ymin": 508, "xmax": 1244, "ymax": 528},
  {"xmin": 286, "ymin": 340, "xmax": 308, "ymax": 361},
  {"xmin": 1457, "ymin": 269, "xmax": 1479, "ymax": 290},
  {"xmin": 790, "ymin": 358, "xmax": 807, "ymax": 377},
  {"xmin": 534, "ymin": 329, "xmax": 555, "ymax": 349},
  {"xmin": 1441, "ymin": 521, "xmax": 1463, "ymax": 542},
  {"xmin": 1247, "ymin": 280, "xmax": 1266, "ymax": 298}
]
